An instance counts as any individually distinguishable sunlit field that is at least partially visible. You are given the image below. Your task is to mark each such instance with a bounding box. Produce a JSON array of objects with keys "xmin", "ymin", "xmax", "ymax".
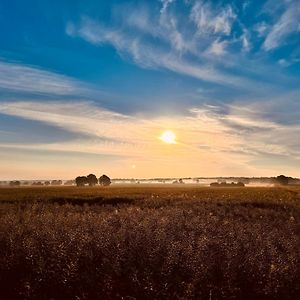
[{"xmin": 1, "ymin": 186, "xmax": 299, "ymax": 299}]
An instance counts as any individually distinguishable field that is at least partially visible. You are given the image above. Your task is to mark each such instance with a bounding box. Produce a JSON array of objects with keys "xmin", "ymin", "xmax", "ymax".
[{"xmin": 0, "ymin": 185, "xmax": 299, "ymax": 299}]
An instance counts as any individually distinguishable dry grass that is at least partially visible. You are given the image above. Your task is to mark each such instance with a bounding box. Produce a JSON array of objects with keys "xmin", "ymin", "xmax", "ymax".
[{"xmin": 0, "ymin": 186, "xmax": 299, "ymax": 299}]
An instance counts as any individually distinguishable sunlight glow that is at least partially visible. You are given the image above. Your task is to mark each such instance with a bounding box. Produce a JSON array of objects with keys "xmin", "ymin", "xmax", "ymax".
[{"xmin": 159, "ymin": 130, "xmax": 177, "ymax": 144}]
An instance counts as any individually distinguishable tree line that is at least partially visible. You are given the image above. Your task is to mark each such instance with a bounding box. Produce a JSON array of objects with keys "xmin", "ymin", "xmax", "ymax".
[
  {"xmin": 9, "ymin": 180, "xmax": 63, "ymax": 187},
  {"xmin": 75, "ymin": 174, "xmax": 111, "ymax": 187}
]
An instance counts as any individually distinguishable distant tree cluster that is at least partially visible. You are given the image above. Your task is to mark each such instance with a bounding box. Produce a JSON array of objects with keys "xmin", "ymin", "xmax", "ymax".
[
  {"xmin": 172, "ymin": 178, "xmax": 185, "ymax": 184},
  {"xmin": 51, "ymin": 180, "xmax": 62, "ymax": 186},
  {"xmin": 9, "ymin": 181, "xmax": 21, "ymax": 187},
  {"xmin": 31, "ymin": 180, "xmax": 63, "ymax": 187},
  {"xmin": 273, "ymin": 175, "xmax": 297, "ymax": 186},
  {"xmin": 210, "ymin": 181, "xmax": 245, "ymax": 187},
  {"xmin": 32, "ymin": 182, "xmax": 44, "ymax": 186},
  {"xmin": 75, "ymin": 174, "xmax": 111, "ymax": 187}
]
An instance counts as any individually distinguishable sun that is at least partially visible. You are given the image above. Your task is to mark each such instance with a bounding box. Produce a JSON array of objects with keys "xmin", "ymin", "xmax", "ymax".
[{"xmin": 159, "ymin": 130, "xmax": 177, "ymax": 144}]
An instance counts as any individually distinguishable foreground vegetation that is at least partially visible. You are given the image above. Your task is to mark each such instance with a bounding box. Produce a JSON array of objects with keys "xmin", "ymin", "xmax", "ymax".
[{"xmin": 0, "ymin": 186, "xmax": 299, "ymax": 299}]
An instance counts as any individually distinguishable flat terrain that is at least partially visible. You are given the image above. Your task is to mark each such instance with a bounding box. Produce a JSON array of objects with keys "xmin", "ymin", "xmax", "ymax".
[{"xmin": 0, "ymin": 186, "xmax": 299, "ymax": 299}]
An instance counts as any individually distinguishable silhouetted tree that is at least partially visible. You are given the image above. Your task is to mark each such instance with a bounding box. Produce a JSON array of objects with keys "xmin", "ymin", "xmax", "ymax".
[
  {"xmin": 9, "ymin": 181, "xmax": 20, "ymax": 187},
  {"xmin": 75, "ymin": 176, "xmax": 88, "ymax": 187},
  {"xmin": 275, "ymin": 175, "xmax": 289, "ymax": 186},
  {"xmin": 238, "ymin": 178, "xmax": 250, "ymax": 184},
  {"xmin": 87, "ymin": 174, "xmax": 98, "ymax": 186},
  {"xmin": 51, "ymin": 180, "xmax": 62, "ymax": 186},
  {"xmin": 44, "ymin": 181, "xmax": 50, "ymax": 186},
  {"xmin": 32, "ymin": 182, "xmax": 43, "ymax": 186},
  {"xmin": 99, "ymin": 175, "xmax": 111, "ymax": 186},
  {"xmin": 210, "ymin": 181, "xmax": 245, "ymax": 187}
]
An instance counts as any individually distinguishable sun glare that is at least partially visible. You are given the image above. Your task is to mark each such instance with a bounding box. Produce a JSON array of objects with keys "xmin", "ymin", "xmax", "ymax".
[{"xmin": 160, "ymin": 130, "xmax": 177, "ymax": 144}]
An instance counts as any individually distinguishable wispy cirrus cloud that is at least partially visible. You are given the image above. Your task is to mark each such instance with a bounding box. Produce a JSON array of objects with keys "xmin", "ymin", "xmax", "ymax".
[
  {"xmin": 67, "ymin": 15, "xmax": 256, "ymax": 89},
  {"xmin": 1, "ymin": 100, "xmax": 300, "ymax": 175},
  {"xmin": 0, "ymin": 60, "xmax": 98, "ymax": 97},
  {"xmin": 206, "ymin": 39, "xmax": 228, "ymax": 56},
  {"xmin": 66, "ymin": 0, "xmax": 299, "ymax": 91},
  {"xmin": 190, "ymin": 0, "xmax": 236, "ymax": 36},
  {"xmin": 2, "ymin": 0, "xmax": 300, "ymax": 179},
  {"xmin": 160, "ymin": 0, "xmax": 175, "ymax": 14},
  {"xmin": 263, "ymin": 0, "xmax": 300, "ymax": 51}
]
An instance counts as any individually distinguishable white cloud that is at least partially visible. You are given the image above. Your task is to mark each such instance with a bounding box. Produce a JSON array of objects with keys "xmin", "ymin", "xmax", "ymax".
[
  {"xmin": 0, "ymin": 101, "xmax": 134, "ymax": 145},
  {"xmin": 278, "ymin": 58, "xmax": 289, "ymax": 67},
  {"xmin": 0, "ymin": 60, "xmax": 90, "ymax": 96},
  {"xmin": 115, "ymin": 3, "xmax": 192, "ymax": 55},
  {"xmin": 1, "ymin": 100, "xmax": 300, "ymax": 160},
  {"xmin": 278, "ymin": 57, "xmax": 300, "ymax": 67},
  {"xmin": 207, "ymin": 39, "xmax": 227, "ymax": 56},
  {"xmin": 159, "ymin": 11, "xmax": 188, "ymax": 53},
  {"xmin": 65, "ymin": 2, "xmax": 299, "ymax": 96},
  {"xmin": 263, "ymin": 1, "xmax": 300, "ymax": 51},
  {"xmin": 241, "ymin": 29, "xmax": 251, "ymax": 52},
  {"xmin": 77, "ymin": 19, "xmax": 124, "ymax": 48},
  {"xmin": 190, "ymin": 1, "xmax": 236, "ymax": 36},
  {"xmin": 160, "ymin": 0, "xmax": 175, "ymax": 14},
  {"xmin": 1, "ymin": 99, "xmax": 300, "ymax": 177},
  {"xmin": 254, "ymin": 22, "xmax": 269, "ymax": 38},
  {"xmin": 68, "ymin": 17, "xmax": 255, "ymax": 88}
]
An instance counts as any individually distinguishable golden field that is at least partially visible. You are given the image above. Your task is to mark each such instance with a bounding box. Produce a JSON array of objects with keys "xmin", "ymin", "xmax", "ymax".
[{"xmin": 0, "ymin": 186, "xmax": 299, "ymax": 299}]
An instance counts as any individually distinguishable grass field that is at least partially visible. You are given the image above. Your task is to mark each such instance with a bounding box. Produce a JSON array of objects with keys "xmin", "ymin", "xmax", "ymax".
[{"xmin": 0, "ymin": 186, "xmax": 299, "ymax": 299}]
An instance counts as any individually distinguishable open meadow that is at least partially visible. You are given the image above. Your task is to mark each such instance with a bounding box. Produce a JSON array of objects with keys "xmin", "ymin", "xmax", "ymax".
[{"xmin": 0, "ymin": 185, "xmax": 299, "ymax": 299}]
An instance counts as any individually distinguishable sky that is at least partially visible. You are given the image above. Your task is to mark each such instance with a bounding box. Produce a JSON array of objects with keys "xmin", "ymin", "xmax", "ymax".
[{"xmin": 0, "ymin": 0, "xmax": 300, "ymax": 180}]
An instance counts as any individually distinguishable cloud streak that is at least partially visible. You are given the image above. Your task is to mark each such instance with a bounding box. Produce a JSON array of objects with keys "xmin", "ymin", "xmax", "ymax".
[
  {"xmin": 66, "ymin": 0, "xmax": 300, "ymax": 93},
  {"xmin": 0, "ymin": 60, "xmax": 96, "ymax": 97},
  {"xmin": 190, "ymin": 1, "xmax": 236, "ymax": 36},
  {"xmin": 263, "ymin": 0, "xmax": 300, "ymax": 51},
  {"xmin": 1, "ymin": 100, "xmax": 299, "ymax": 176},
  {"xmin": 67, "ymin": 16, "xmax": 257, "ymax": 89},
  {"xmin": 1, "ymin": 1, "xmax": 300, "ymax": 178}
]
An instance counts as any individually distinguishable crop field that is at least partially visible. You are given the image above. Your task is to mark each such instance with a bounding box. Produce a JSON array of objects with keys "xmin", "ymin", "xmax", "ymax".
[{"xmin": 0, "ymin": 186, "xmax": 299, "ymax": 299}]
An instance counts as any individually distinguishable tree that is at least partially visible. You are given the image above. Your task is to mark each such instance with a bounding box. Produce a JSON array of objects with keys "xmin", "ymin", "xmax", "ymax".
[
  {"xmin": 51, "ymin": 180, "xmax": 62, "ymax": 186},
  {"xmin": 75, "ymin": 176, "xmax": 88, "ymax": 187},
  {"xmin": 44, "ymin": 181, "xmax": 50, "ymax": 186},
  {"xmin": 32, "ymin": 182, "xmax": 43, "ymax": 186},
  {"xmin": 275, "ymin": 175, "xmax": 289, "ymax": 186},
  {"xmin": 87, "ymin": 174, "xmax": 98, "ymax": 186},
  {"xmin": 99, "ymin": 174, "xmax": 111, "ymax": 186},
  {"xmin": 9, "ymin": 181, "xmax": 20, "ymax": 187}
]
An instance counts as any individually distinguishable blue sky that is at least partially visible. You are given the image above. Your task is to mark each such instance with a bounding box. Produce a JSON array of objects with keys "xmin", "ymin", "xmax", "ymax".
[{"xmin": 0, "ymin": 0, "xmax": 300, "ymax": 179}]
